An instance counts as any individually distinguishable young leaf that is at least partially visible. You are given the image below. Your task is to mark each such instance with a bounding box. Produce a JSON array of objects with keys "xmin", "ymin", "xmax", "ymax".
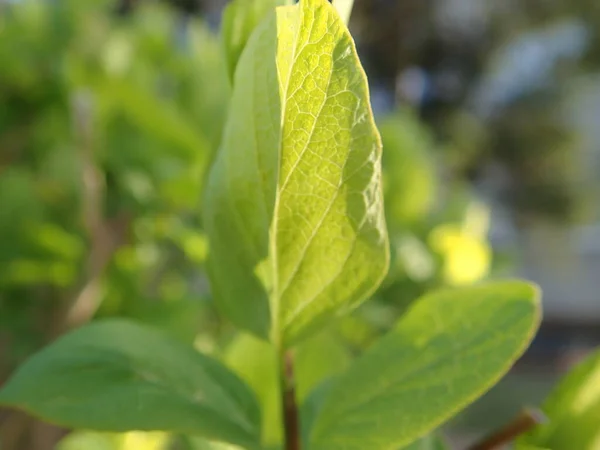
[
  {"xmin": 307, "ymin": 281, "xmax": 541, "ymax": 450},
  {"xmin": 221, "ymin": 0, "xmax": 292, "ymax": 84},
  {"xmin": 518, "ymin": 348, "xmax": 600, "ymax": 450},
  {"xmin": 205, "ymin": 0, "xmax": 389, "ymax": 347},
  {"xmin": 0, "ymin": 320, "xmax": 261, "ymax": 450}
]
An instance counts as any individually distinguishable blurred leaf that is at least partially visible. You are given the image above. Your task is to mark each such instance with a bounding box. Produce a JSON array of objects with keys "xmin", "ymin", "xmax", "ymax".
[
  {"xmin": 99, "ymin": 79, "xmax": 211, "ymax": 162},
  {"xmin": 184, "ymin": 436, "xmax": 249, "ymax": 450},
  {"xmin": 518, "ymin": 349, "xmax": 600, "ymax": 450},
  {"xmin": 57, "ymin": 430, "xmax": 170, "ymax": 450},
  {"xmin": 0, "ymin": 259, "xmax": 77, "ymax": 287},
  {"xmin": 28, "ymin": 222, "xmax": 84, "ymax": 261},
  {"xmin": 429, "ymin": 224, "xmax": 492, "ymax": 286},
  {"xmin": 221, "ymin": 0, "xmax": 292, "ymax": 84},
  {"xmin": 0, "ymin": 320, "xmax": 262, "ymax": 449},
  {"xmin": 401, "ymin": 434, "xmax": 449, "ymax": 449},
  {"xmin": 223, "ymin": 332, "xmax": 281, "ymax": 446},
  {"xmin": 179, "ymin": 230, "xmax": 210, "ymax": 264},
  {"xmin": 205, "ymin": 0, "xmax": 389, "ymax": 346},
  {"xmin": 295, "ymin": 330, "xmax": 351, "ymax": 402},
  {"xmin": 307, "ymin": 281, "xmax": 541, "ymax": 450},
  {"xmin": 379, "ymin": 111, "xmax": 437, "ymax": 226}
]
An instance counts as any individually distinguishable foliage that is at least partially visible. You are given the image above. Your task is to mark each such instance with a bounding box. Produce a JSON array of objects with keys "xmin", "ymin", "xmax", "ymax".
[{"xmin": 2, "ymin": 0, "xmax": 594, "ymax": 449}]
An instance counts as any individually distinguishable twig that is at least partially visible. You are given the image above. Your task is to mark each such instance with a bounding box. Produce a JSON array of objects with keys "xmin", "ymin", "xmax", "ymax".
[
  {"xmin": 467, "ymin": 408, "xmax": 547, "ymax": 450},
  {"xmin": 281, "ymin": 351, "xmax": 301, "ymax": 450},
  {"xmin": 6, "ymin": 91, "xmax": 130, "ymax": 450},
  {"xmin": 55, "ymin": 92, "xmax": 130, "ymax": 335}
]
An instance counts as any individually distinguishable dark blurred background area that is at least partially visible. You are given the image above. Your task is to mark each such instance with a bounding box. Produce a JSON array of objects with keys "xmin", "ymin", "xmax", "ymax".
[{"xmin": 1, "ymin": 0, "xmax": 599, "ymax": 448}]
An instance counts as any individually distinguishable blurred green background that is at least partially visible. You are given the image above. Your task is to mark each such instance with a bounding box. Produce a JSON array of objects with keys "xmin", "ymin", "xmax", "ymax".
[{"xmin": 1, "ymin": 0, "xmax": 599, "ymax": 449}]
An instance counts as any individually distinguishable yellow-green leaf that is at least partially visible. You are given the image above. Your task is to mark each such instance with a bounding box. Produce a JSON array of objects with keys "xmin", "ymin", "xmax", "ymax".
[
  {"xmin": 308, "ymin": 281, "xmax": 541, "ymax": 450},
  {"xmin": 221, "ymin": 0, "xmax": 292, "ymax": 84},
  {"xmin": 205, "ymin": 0, "xmax": 389, "ymax": 347}
]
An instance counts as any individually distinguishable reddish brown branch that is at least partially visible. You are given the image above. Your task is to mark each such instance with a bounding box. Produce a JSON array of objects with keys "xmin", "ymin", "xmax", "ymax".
[
  {"xmin": 281, "ymin": 351, "xmax": 301, "ymax": 450},
  {"xmin": 467, "ymin": 408, "xmax": 547, "ymax": 450}
]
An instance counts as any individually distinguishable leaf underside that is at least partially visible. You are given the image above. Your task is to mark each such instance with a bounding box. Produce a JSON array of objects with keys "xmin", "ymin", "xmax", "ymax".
[{"xmin": 205, "ymin": 0, "xmax": 388, "ymax": 348}]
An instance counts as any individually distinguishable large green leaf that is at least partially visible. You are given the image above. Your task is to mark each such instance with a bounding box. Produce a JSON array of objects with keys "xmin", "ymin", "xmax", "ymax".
[
  {"xmin": 205, "ymin": 0, "xmax": 389, "ymax": 347},
  {"xmin": 518, "ymin": 348, "xmax": 600, "ymax": 450},
  {"xmin": 307, "ymin": 281, "xmax": 541, "ymax": 450},
  {"xmin": 0, "ymin": 320, "xmax": 261, "ymax": 450},
  {"xmin": 221, "ymin": 0, "xmax": 292, "ymax": 84}
]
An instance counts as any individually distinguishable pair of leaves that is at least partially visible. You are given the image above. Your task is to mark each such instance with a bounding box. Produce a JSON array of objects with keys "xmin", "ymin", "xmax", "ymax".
[
  {"xmin": 0, "ymin": 281, "xmax": 540, "ymax": 450},
  {"xmin": 206, "ymin": 0, "xmax": 389, "ymax": 348},
  {"xmin": 0, "ymin": 1, "xmax": 542, "ymax": 449}
]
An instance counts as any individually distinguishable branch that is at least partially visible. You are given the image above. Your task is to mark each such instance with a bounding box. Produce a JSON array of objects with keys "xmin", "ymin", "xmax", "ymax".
[
  {"xmin": 52, "ymin": 92, "xmax": 130, "ymax": 337},
  {"xmin": 281, "ymin": 351, "xmax": 301, "ymax": 450},
  {"xmin": 467, "ymin": 408, "xmax": 547, "ymax": 450}
]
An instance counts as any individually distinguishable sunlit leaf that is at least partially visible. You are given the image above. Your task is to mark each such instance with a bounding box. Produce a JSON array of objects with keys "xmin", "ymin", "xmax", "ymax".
[
  {"xmin": 205, "ymin": 0, "xmax": 389, "ymax": 347},
  {"xmin": 221, "ymin": 0, "xmax": 292, "ymax": 84},
  {"xmin": 308, "ymin": 281, "xmax": 541, "ymax": 450}
]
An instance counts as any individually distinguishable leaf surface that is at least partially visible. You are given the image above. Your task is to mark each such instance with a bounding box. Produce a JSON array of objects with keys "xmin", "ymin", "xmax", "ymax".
[
  {"xmin": 0, "ymin": 320, "xmax": 261, "ymax": 449},
  {"xmin": 308, "ymin": 281, "xmax": 541, "ymax": 450},
  {"xmin": 402, "ymin": 434, "xmax": 449, "ymax": 450},
  {"xmin": 205, "ymin": 0, "xmax": 388, "ymax": 346}
]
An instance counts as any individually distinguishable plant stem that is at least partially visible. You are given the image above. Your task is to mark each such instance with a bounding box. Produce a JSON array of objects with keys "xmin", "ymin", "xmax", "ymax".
[
  {"xmin": 467, "ymin": 408, "xmax": 547, "ymax": 450},
  {"xmin": 281, "ymin": 350, "xmax": 301, "ymax": 450}
]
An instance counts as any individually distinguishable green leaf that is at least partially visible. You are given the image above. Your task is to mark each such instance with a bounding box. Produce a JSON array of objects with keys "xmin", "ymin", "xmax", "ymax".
[
  {"xmin": 307, "ymin": 281, "xmax": 541, "ymax": 450},
  {"xmin": 379, "ymin": 111, "xmax": 437, "ymax": 226},
  {"xmin": 518, "ymin": 348, "xmax": 600, "ymax": 450},
  {"xmin": 185, "ymin": 436, "xmax": 249, "ymax": 450},
  {"xmin": 0, "ymin": 320, "xmax": 261, "ymax": 450},
  {"xmin": 99, "ymin": 79, "xmax": 211, "ymax": 162},
  {"xmin": 401, "ymin": 434, "xmax": 449, "ymax": 450},
  {"xmin": 205, "ymin": 0, "xmax": 389, "ymax": 347},
  {"xmin": 57, "ymin": 430, "xmax": 170, "ymax": 450},
  {"xmin": 222, "ymin": 333, "xmax": 282, "ymax": 446},
  {"xmin": 295, "ymin": 330, "xmax": 351, "ymax": 402},
  {"xmin": 221, "ymin": 0, "xmax": 292, "ymax": 84}
]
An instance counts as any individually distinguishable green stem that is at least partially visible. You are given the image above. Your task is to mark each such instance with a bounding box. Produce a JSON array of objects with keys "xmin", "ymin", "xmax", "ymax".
[
  {"xmin": 332, "ymin": 0, "xmax": 355, "ymax": 26},
  {"xmin": 281, "ymin": 350, "xmax": 301, "ymax": 450}
]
